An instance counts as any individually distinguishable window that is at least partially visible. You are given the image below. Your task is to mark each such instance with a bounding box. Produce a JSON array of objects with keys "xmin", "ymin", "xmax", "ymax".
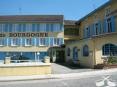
[
  {"xmin": 0, "ymin": 38, "xmax": 4, "ymax": 46},
  {"xmin": 104, "ymin": 16, "xmax": 115, "ymax": 33},
  {"xmin": 11, "ymin": 38, "xmax": 19, "ymax": 46},
  {"xmin": 40, "ymin": 38, "xmax": 46, "ymax": 46},
  {"xmin": 26, "ymin": 24, "xmax": 32, "ymax": 32},
  {"xmin": 84, "ymin": 26, "xmax": 90, "ymax": 38},
  {"xmin": 53, "ymin": 24, "xmax": 60, "ymax": 32},
  {"xmin": 73, "ymin": 47, "xmax": 78, "ymax": 60},
  {"xmin": 12, "ymin": 24, "xmax": 18, "ymax": 32},
  {"xmin": 102, "ymin": 44, "xmax": 117, "ymax": 56},
  {"xmin": 54, "ymin": 38, "xmax": 59, "ymax": 46},
  {"xmin": 67, "ymin": 48, "xmax": 70, "ymax": 56},
  {"xmin": 107, "ymin": 18, "xmax": 112, "ymax": 32},
  {"xmin": 83, "ymin": 45, "xmax": 89, "ymax": 57},
  {"xmin": 105, "ymin": 7, "xmax": 111, "ymax": 17},
  {"xmin": 0, "ymin": 24, "xmax": 4, "ymax": 32},
  {"xmin": 25, "ymin": 38, "xmax": 32, "ymax": 46},
  {"xmin": 40, "ymin": 24, "xmax": 46, "ymax": 32}
]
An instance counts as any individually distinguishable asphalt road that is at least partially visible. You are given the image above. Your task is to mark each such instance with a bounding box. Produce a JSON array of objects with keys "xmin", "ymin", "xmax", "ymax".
[{"xmin": 0, "ymin": 72, "xmax": 117, "ymax": 87}]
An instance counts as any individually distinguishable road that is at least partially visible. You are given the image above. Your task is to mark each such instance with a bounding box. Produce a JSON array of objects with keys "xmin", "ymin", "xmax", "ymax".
[{"xmin": 0, "ymin": 72, "xmax": 117, "ymax": 87}]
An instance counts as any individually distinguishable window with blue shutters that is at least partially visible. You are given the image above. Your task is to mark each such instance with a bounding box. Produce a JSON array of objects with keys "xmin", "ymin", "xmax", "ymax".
[
  {"xmin": 25, "ymin": 38, "xmax": 32, "ymax": 46},
  {"xmin": 53, "ymin": 24, "xmax": 60, "ymax": 32},
  {"xmin": 40, "ymin": 24, "xmax": 46, "ymax": 32},
  {"xmin": 104, "ymin": 16, "xmax": 115, "ymax": 33},
  {"xmin": 84, "ymin": 26, "xmax": 90, "ymax": 38},
  {"xmin": 54, "ymin": 38, "xmax": 60, "ymax": 46},
  {"xmin": 39, "ymin": 38, "xmax": 46, "ymax": 46},
  {"xmin": 0, "ymin": 38, "xmax": 4, "ymax": 46},
  {"xmin": 11, "ymin": 38, "xmax": 19, "ymax": 46}
]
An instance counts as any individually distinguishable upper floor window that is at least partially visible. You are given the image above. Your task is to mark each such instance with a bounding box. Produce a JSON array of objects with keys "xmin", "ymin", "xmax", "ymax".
[
  {"xmin": 83, "ymin": 45, "xmax": 89, "ymax": 57},
  {"xmin": 102, "ymin": 44, "xmax": 117, "ymax": 56},
  {"xmin": 84, "ymin": 26, "xmax": 90, "ymax": 38},
  {"xmin": 104, "ymin": 16, "xmax": 115, "ymax": 33},
  {"xmin": 107, "ymin": 18, "xmax": 112, "ymax": 32}
]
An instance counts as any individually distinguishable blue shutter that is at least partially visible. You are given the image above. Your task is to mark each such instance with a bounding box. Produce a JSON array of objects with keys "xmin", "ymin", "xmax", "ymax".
[
  {"xmin": 46, "ymin": 24, "xmax": 49, "ymax": 32},
  {"xmin": 9, "ymin": 24, "xmax": 12, "ymax": 32},
  {"xmin": 22, "ymin": 38, "xmax": 25, "ymax": 46},
  {"xmin": 17, "ymin": 38, "xmax": 20, "ymax": 46},
  {"xmin": 104, "ymin": 19, "xmax": 107, "ymax": 33},
  {"xmin": 18, "ymin": 24, "xmax": 22, "ymax": 32},
  {"xmin": 91, "ymin": 24, "xmax": 95, "ymax": 36},
  {"xmin": 50, "ymin": 37, "xmax": 53, "ymax": 46},
  {"xmin": 4, "ymin": 38, "xmax": 7, "ymax": 46},
  {"xmin": 8, "ymin": 38, "xmax": 11, "ymax": 46},
  {"xmin": 45, "ymin": 37, "xmax": 49, "ymax": 46},
  {"xmin": 98, "ymin": 21, "xmax": 101, "ymax": 34},
  {"xmin": 88, "ymin": 27, "xmax": 90, "ymax": 37},
  {"xmin": 32, "ymin": 38, "xmax": 35, "ymax": 46},
  {"xmin": 111, "ymin": 16, "xmax": 115, "ymax": 32},
  {"xmin": 36, "ymin": 38, "xmax": 39, "ymax": 46},
  {"xmin": 83, "ymin": 28, "xmax": 86, "ymax": 38}
]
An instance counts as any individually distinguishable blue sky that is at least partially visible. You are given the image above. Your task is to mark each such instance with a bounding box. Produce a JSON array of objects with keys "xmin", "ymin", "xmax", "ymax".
[{"xmin": 0, "ymin": 0, "xmax": 109, "ymax": 20}]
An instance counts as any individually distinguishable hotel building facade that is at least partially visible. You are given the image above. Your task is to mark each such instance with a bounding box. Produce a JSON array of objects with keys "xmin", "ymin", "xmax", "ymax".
[
  {"xmin": 66, "ymin": 0, "xmax": 117, "ymax": 68},
  {"xmin": 0, "ymin": 15, "xmax": 64, "ymax": 63}
]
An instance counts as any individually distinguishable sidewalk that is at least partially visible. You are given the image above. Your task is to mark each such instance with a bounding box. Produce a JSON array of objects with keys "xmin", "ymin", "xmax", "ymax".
[{"xmin": 0, "ymin": 68, "xmax": 117, "ymax": 82}]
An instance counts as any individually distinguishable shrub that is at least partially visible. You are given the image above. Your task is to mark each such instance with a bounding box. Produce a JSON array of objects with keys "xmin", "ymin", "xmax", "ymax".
[{"xmin": 108, "ymin": 56, "xmax": 117, "ymax": 64}]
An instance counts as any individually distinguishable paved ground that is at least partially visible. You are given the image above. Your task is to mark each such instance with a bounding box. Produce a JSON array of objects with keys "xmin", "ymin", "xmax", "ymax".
[
  {"xmin": 0, "ymin": 71, "xmax": 117, "ymax": 87},
  {"xmin": 51, "ymin": 63, "xmax": 95, "ymax": 74}
]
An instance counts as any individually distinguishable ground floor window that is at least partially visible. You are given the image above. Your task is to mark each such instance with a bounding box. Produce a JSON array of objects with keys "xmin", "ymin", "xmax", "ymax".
[
  {"xmin": 102, "ymin": 44, "xmax": 117, "ymax": 56},
  {"xmin": 0, "ymin": 52, "xmax": 48, "ymax": 63},
  {"xmin": 83, "ymin": 45, "xmax": 89, "ymax": 57}
]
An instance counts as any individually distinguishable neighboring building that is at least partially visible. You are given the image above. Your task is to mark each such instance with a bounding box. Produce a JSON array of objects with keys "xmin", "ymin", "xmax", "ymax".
[
  {"xmin": 66, "ymin": 0, "xmax": 117, "ymax": 68},
  {"xmin": 49, "ymin": 20, "xmax": 79, "ymax": 63},
  {"xmin": 0, "ymin": 15, "xmax": 64, "ymax": 62},
  {"xmin": 64, "ymin": 20, "xmax": 79, "ymax": 43}
]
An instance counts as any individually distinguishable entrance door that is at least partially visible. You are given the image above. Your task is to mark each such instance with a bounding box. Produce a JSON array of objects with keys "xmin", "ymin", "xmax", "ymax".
[{"xmin": 73, "ymin": 47, "xmax": 78, "ymax": 61}]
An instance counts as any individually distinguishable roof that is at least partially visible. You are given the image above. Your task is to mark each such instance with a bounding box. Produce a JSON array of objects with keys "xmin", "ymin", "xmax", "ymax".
[
  {"xmin": 76, "ymin": 0, "xmax": 112, "ymax": 24},
  {"xmin": 0, "ymin": 15, "xmax": 64, "ymax": 23},
  {"xmin": 64, "ymin": 20, "xmax": 77, "ymax": 25}
]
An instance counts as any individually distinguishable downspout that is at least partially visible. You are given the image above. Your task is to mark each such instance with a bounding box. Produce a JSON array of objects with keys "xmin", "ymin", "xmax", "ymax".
[{"xmin": 93, "ymin": 38, "xmax": 96, "ymax": 68}]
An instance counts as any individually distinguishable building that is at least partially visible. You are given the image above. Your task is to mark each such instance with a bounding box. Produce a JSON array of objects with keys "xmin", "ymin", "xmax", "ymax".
[
  {"xmin": 66, "ymin": 0, "xmax": 117, "ymax": 68},
  {"xmin": 49, "ymin": 20, "xmax": 79, "ymax": 63},
  {"xmin": 0, "ymin": 15, "xmax": 64, "ymax": 63}
]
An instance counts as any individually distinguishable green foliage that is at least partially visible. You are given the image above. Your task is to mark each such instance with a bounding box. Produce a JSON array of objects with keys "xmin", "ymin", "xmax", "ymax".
[{"xmin": 108, "ymin": 56, "xmax": 117, "ymax": 64}]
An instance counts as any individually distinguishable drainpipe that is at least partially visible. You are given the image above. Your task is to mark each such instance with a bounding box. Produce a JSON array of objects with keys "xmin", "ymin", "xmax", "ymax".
[{"xmin": 93, "ymin": 38, "xmax": 96, "ymax": 68}]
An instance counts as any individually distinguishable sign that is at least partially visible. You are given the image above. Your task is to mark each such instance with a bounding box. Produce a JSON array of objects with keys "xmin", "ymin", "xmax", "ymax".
[{"xmin": 0, "ymin": 33, "xmax": 48, "ymax": 37}]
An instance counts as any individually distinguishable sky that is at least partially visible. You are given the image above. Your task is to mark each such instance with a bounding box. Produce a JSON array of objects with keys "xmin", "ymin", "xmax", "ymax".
[{"xmin": 0, "ymin": 0, "xmax": 109, "ymax": 20}]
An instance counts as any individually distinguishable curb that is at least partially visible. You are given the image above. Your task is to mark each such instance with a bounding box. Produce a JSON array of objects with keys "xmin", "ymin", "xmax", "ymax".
[{"xmin": 0, "ymin": 68, "xmax": 117, "ymax": 82}]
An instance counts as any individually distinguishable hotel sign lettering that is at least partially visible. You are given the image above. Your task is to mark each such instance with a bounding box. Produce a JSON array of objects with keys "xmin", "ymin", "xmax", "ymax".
[{"xmin": 0, "ymin": 33, "xmax": 48, "ymax": 37}]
